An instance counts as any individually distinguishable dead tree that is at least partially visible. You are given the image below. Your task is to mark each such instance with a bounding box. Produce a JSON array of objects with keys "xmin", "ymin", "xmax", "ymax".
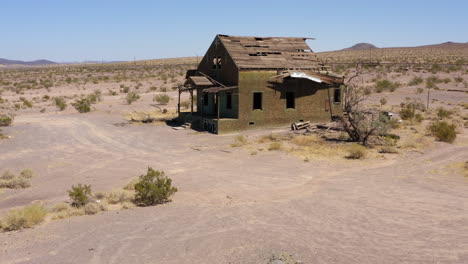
[{"xmin": 337, "ymin": 63, "xmax": 388, "ymax": 145}]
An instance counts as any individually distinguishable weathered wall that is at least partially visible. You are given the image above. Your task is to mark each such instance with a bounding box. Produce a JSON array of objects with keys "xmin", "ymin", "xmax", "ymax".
[{"xmin": 224, "ymin": 70, "xmax": 342, "ymax": 131}]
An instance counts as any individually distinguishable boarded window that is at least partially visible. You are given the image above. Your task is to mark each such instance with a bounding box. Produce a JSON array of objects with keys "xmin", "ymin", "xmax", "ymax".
[
  {"xmin": 286, "ymin": 92, "xmax": 295, "ymax": 109},
  {"xmin": 203, "ymin": 93, "xmax": 209, "ymax": 106},
  {"xmin": 226, "ymin": 93, "xmax": 232, "ymax": 109},
  {"xmin": 334, "ymin": 88, "xmax": 341, "ymax": 103},
  {"xmin": 253, "ymin": 92, "xmax": 262, "ymax": 110}
]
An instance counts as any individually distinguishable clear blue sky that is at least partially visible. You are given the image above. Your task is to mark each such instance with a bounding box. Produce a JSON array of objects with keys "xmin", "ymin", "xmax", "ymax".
[{"xmin": 2, "ymin": 0, "xmax": 467, "ymax": 62}]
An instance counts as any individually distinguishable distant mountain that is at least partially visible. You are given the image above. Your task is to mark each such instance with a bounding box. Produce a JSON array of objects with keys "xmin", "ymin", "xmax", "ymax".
[
  {"xmin": 342, "ymin": 43, "xmax": 378, "ymax": 51},
  {"xmin": 0, "ymin": 58, "xmax": 56, "ymax": 66}
]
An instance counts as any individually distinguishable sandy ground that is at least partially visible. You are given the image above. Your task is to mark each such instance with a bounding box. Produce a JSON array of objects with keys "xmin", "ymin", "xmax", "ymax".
[
  {"xmin": 0, "ymin": 66, "xmax": 468, "ymax": 263},
  {"xmin": 0, "ymin": 109, "xmax": 467, "ymax": 263}
]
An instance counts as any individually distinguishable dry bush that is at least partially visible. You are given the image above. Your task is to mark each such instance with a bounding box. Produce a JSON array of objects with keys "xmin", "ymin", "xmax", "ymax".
[
  {"xmin": 106, "ymin": 190, "xmax": 134, "ymax": 204},
  {"xmin": 268, "ymin": 142, "xmax": 282, "ymax": 151},
  {"xmin": 428, "ymin": 121, "xmax": 457, "ymax": 143},
  {"xmin": 126, "ymin": 91, "xmax": 140, "ymax": 105},
  {"xmin": 0, "ymin": 114, "xmax": 13, "ymax": 127},
  {"xmin": 374, "ymin": 79, "xmax": 399, "ymax": 93},
  {"xmin": 0, "ymin": 169, "xmax": 33, "ymax": 189},
  {"xmin": 121, "ymin": 201, "xmax": 135, "ymax": 210},
  {"xmin": 231, "ymin": 135, "xmax": 248, "ymax": 147},
  {"xmin": 379, "ymin": 146, "xmax": 398, "ymax": 154},
  {"xmin": 83, "ymin": 202, "xmax": 104, "ymax": 215},
  {"xmin": 408, "ymin": 76, "xmax": 424, "ymax": 86},
  {"xmin": 53, "ymin": 97, "xmax": 67, "ymax": 111},
  {"xmin": 153, "ymin": 94, "xmax": 170, "ymax": 105},
  {"xmin": 50, "ymin": 203, "xmax": 84, "ymax": 220},
  {"xmin": 346, "ymin": 144, "xmax": 367, "ymax": 159},
  {"xmin": 1, "ymin": 204, "xmax": 47, "ymax": 231},
  {"xmin": 291, "ymin": 135, "xmax": 321, "ymax": 146},
  {"xmin": 20, "ymin": 169, "xmax": 34, "ymax": 178},
  {"xmin": 436, "ymin": 107, "xmax": 452, "ymax": 119}
]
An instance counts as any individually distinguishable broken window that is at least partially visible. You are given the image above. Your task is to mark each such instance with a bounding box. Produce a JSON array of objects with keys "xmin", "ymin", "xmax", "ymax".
[
  {"xmin": 253, "ymin": 92, "xmax": 262, "ymax": 110},
  {"xmin": 203, "ymin": 93, "xmax": 209, "ymax": 106},
  {"xmin": 226, "ymin": 93, "xmax": 232, "ymax": 109},
  {"xmin": 286, "ymin": 92, "xmax": 295, "ymax": 109},
  {"xmin": 212, "ymin": 56, "xmax": 222, "ymax": 69},
  {"xmin": 334, "ymin": 87, "xmax": 341, "ymax": 103}
]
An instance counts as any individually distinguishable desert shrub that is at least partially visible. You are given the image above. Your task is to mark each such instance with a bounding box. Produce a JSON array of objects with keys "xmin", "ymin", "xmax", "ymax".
[
  {"xmin": 153, "ymin": 94, "xmax": 170, "ymax": 105},
  {"xmin": 51, "ymin": 202, "xmax": 71, "ymax": 213},
  {"xmin": 430, "ymin": 64, "xmax": 442, "ymax": 74},
  {"xmin": 374, "ymin": 80, "xmax": 399, "ymax": 93},
  {"xmin": 84, "ymin": 203, "xmax": 101, "ymax": 215},
  {"xmin": 416, "ymin": 88, "xmax": 424, "ymax": 94},
  {"xmin": 0, "ymin": 177, "xmax": 31, "ymax": 189},
  {"xmin": 0, "ymin": 170, "xmax": 32, "ymax": 189},
  {"xmin": 106, "ymin": 190, "xmax": 134, "ymax": 204},
  {"xmin": 50, "ymin": 204, "xmax": 84, "ymax": 220},
  {"xmin": 53, "ymin": 97, "xmax": 67, "ymax": 110},
  {"xmin": 428, "ymin": 121, "xmax": 457, "ymax": 143},
  {"xmin": 380, "ymin": 97, "xmax": 387, "ymax": 106},
  {"xmin": 1, "ymin": 171, "xmax": 15, "ymax": 180},
  {"xmin": 379, "ymin": 146, "xmax": 398, "ymax": 154},
  {"xmin": 126, "ymin": 91, "xmax": 140, "ymax": 104},
  {"xmin": 436, "ymin": 107, "xmax": 452, "ymax": 119},
  {"xmin": 268, "ymin": 142, "xmax": 282, "ymax": 151},
  {"xmin": 454, "ymin": 76, "xmax": 463, "ymax": 83},
  {"xmin": 231, "ymin": 135, "xmax": 248, "ymax": 147},
  {"xmin": 94, "ymin": 192, "xmax": 106, "ymax": 200},
  {"xmin": 68, "ymin": 184, "xmax": 92, "ymax": 207},
  {"xmin": 71, "ymin": 98, "xmax": 91, "ymax": 113},
  {"xmin": 408, "ymin": 76, "xmax": 424, "ymax": 86},
  {"xmin": 0, "ymin": 114, "xmax": 13, "ymax": 126},
  {"xmin": 20, "ymin": 98, "xmax": 33, "ymax": 108},
  {"xmin": 292, "ymin": 135, "xmax": 321, "ymax": 146},
  {"xmin": 346, "ymin": 144, "xmax": 367, "ymax": 159},
  {"xmin": 400, "ymin": 100, "xmax": 425, "ymax": 122},
  {"xmin": 1, "ymin": 204, "xmax": 47, "ymax": 231},
  {"xmin": 134, "ymin": 167, "xmax": 177, "ymax": 206}
]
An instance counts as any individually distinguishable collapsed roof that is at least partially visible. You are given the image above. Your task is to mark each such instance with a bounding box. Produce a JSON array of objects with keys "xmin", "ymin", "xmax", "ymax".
[{"xmin": 217, "ymin": 34, "xmax": 327, "ymax": 70}]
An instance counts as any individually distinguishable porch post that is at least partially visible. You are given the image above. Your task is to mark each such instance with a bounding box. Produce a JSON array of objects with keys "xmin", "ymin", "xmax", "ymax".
[
  {"xmin": 217, "ymin": 92, "xmax": 220, "ymax": 121},
  {"xmin": 190, "ymin": 90, "xmax": 194, "ymax": 115},
  {"xmin": 177, "ymin": 88, "xmax": 181, "ymax": 114}
]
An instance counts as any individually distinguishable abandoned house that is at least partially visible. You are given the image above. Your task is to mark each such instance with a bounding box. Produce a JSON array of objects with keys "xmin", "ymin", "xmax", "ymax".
[{"xmin": 177, "ymin": 34, "xmax": 344, "ymax": 134}]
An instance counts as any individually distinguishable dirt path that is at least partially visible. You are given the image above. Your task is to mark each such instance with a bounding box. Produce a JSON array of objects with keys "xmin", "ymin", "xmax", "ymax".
[{"xmin": 0, "ymin": 113, "xmax": 467, "ymax": 263}]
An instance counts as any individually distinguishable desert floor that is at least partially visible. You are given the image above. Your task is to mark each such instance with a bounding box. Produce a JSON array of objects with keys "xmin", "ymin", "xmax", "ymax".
[
  {"xmin": 0, "ymin": 66, "xmax": 468, "ymax": 263},
  {"xmin": 0, "ymin": 110, "xmax": 467, "ymax": 263}
]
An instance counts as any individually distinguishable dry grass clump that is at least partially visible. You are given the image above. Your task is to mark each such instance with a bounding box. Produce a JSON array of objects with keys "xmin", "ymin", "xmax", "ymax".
[
  {"xmin": 346, "ymin": 144, "xmax": 367, "ymax": 159},
  {"xmin": 379, "ymin": 145, "xmax": 398, "ymax": 154},
  {"xmin": 291, "ymin": 135, "xmax": 322, "ymax": 146},
  {"xmin": 268, "ymin": 142, "xmax": 282, "ymax": 151},
  {"xmin": 50, "ymin": 203, "xmax": 84, "ymax": 220},
  {"xmin": 1, "ymin": 204, "xmax": 47, "ymax": 231},
  {"xmin": 106, "ymin": 190, "xmax": 134, "ymax": 204},
  {"xmin": 123, "ymin": 178, "xmax": 139, "ymax": 190},
  {"xmin": 231, "ymin": 135, "xmax": 248, "ymax": 147},
  {"xmin": 0, "ymin": 169, "xmax": 34, "ymax": 189}
]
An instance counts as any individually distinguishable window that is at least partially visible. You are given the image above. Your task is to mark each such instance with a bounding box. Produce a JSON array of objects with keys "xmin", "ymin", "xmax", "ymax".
[
  {"xmin": 203, "ymin": 93, "xmax": 209, "ymax": 106},
  {"xmin": 334, "ymin": 87, "xmax": 341, "ymax": 103},
  {"xmin": 286, "ymin": 92, "xmax": 295, "ymax": 109},
  {"xmin": 226, "ymin": 93, "xmax": 232, "ymax": 109},
  {"xmin": 212, "ymin": 56, "xmax": 222, "ymax": 69},
  {"xmin": 253, "ymin": 92, "xmax": 262, "ymax": 110}
]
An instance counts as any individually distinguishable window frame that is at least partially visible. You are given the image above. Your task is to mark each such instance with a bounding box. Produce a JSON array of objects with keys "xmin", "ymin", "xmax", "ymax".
[
  {"xmin": 286, "ymin": 92, "xmax": 295, "ymax": 109},
  {"xmin": 252, "ymin": 92, "xmax": 263, "ymax": 110},
  {"xmin": 333, "ymin": 87, "xmax": 341, "ymax": 104}
]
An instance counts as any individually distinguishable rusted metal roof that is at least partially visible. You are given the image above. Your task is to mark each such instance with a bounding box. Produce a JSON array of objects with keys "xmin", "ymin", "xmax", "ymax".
[
  {"xmin": 203, "ymin": 86, "xmax": 238, "ymax": 94},
  {"xmin": 185, "ymin": 76, "xmax": 214, "ymax": 86},
  {"xmin": 217, "ymin": 34, "xmax": 325, "ymax": 70}
]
